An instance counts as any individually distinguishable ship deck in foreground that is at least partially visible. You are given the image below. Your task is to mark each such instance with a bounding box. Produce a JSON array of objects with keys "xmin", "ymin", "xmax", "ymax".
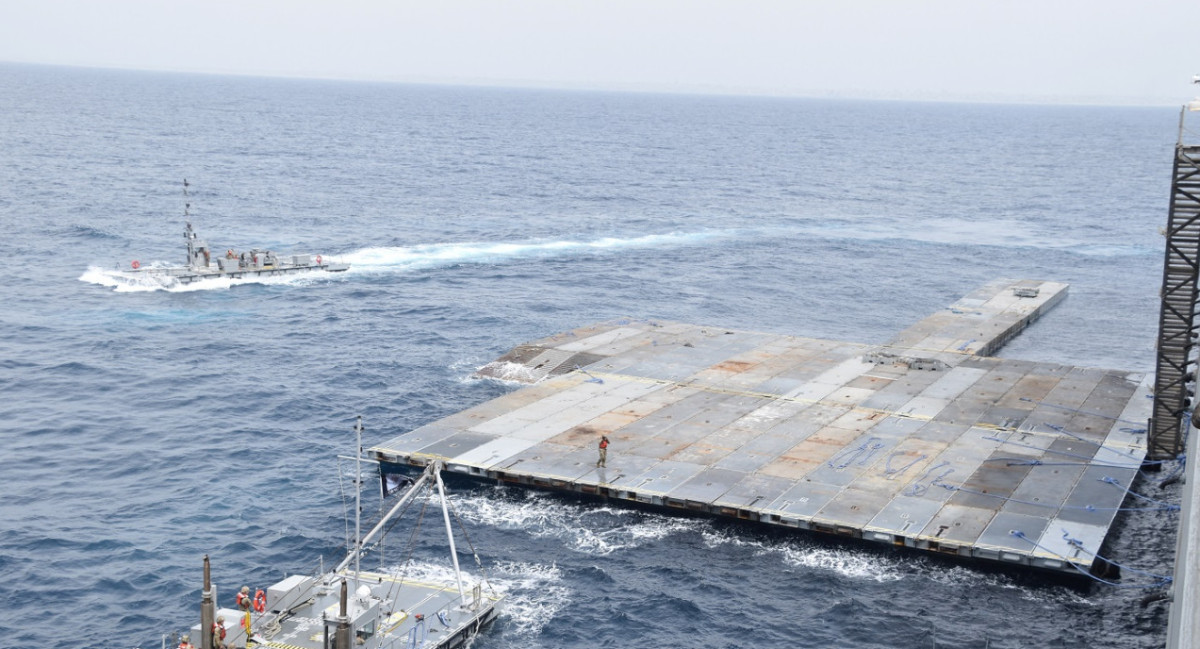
[
  {"xmin": 370, "ymin": 279, "xmax": 1152, "ymax": 576},
  {"xmin": 181, "ymin": 462, "xmax": 501, "ymax": 649}
]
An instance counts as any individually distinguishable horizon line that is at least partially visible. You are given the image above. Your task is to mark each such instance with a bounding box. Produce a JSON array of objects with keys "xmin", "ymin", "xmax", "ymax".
[{"xmin": 1, "ymin": 58, "xmax": 1190, "ymax": 109}]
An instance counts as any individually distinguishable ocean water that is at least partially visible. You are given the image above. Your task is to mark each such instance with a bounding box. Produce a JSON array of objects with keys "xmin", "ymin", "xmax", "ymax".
[{"xmin": 0, "ymin": 62, "xmax": 1185, "ymax": 649}]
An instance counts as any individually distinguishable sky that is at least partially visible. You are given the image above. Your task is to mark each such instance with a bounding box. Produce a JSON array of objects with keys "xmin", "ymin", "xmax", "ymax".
[{"xmin": 2, "ymin": 0, "xmax": 1198, "ymax": 105}]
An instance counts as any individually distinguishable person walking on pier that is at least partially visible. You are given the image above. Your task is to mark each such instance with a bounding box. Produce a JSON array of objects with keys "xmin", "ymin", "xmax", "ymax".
[{"xmin": 597, "ymin": 435, "xmax": 609, "ymax": 468}]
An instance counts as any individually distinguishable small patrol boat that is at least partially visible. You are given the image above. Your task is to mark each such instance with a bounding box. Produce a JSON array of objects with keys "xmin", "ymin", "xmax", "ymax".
[
  {"xmin": 122, "ymin": 220, "xmax": 349, "ymax": 286},
  {"xmin": 171, "ymin": 418, "xmax": 502, "ymax": 649},
  {"xmin": 121, "ymin": 181, "xmax": 349, "ymax": 287}
]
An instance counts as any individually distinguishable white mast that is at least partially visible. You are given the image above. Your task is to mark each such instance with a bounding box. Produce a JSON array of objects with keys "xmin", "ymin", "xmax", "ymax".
[
  {"xmin": 353, "ymin": 415, "xmax": 363, "ymax": 585},
  {"xmin": 434, "ymin": 465, "xmax": 467, "ymax": 603}
]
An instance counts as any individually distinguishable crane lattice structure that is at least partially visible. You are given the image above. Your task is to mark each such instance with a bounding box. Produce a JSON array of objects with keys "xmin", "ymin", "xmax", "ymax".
[{"xmin": 1150, "ymin": 108, "xmax": 1200, "ymax": 460}]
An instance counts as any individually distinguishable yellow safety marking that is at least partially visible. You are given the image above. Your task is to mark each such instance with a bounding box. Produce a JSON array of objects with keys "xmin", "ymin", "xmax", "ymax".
[
  {"xmin": 247, "ymin": 642, "xmax": 306, "ymax": 649},
  {"xmin": 344, "ymin": 571, "xmax": 459, "ymax": 592},
  {"xmin": 384, "ymin": 610, "xmax": 409, "ymax": 634}
]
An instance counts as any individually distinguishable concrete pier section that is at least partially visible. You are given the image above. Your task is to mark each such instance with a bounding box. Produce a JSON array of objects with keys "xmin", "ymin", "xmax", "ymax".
[{"xmin": 370, "ymin": 279, "xmax": 1151, "ymax": 575}]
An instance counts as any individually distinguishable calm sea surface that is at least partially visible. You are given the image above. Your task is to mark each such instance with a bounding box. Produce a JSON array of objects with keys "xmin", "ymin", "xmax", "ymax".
[{"xmin": 0, "ymin": 62, "xmax": 1185, "ymax": 649}]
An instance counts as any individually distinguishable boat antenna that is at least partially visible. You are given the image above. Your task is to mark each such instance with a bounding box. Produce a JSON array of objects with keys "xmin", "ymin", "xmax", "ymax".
[{"xmin": 183, "ymin": 179, "xmax": 191, "ymax": 222}]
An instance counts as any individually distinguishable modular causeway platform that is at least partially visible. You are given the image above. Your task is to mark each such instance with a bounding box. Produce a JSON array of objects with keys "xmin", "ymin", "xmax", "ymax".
[{"xmin": 370, "ymin": 279, "xmax": 1150, "ymax": 575}]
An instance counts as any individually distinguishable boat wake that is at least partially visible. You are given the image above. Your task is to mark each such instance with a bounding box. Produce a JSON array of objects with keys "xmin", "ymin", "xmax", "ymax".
[
  {"xmin": 341, "ymin": 230, "xmax": 730, "ymax": 273},
  {"xmin": 82, "ymin": 230, "xmax": 729, "ymax": 292}
]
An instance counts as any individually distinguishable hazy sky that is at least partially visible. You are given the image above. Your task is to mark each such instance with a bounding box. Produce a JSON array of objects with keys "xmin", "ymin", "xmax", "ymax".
[{"xmin": 3, "ymin": 0, "xmax": 1198, "ymax": 105}]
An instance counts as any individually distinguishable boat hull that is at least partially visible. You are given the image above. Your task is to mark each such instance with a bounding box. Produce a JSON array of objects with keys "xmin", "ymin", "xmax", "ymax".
[{"xmin": 126, "ymin": 262, "xmax": 350, "ymax": 285}]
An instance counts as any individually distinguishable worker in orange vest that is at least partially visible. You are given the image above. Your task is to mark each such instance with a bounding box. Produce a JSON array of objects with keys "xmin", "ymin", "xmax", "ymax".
[
  {"xmin": 212, "ymin": 615, "xmax": 227, "ymax": 649},
  {"xmin": 597, "ymin": 435, "xmax": 609, "ymax": 468},
  {"xmin": 236, "ymin": 586, "xmax": 253, "ymax": 612}
]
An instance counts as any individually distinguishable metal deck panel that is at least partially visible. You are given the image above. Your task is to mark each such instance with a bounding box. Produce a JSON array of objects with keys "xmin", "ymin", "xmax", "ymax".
[
  {"xmin": 766, "ymin": 402, "xmax": 851, "ymax": 438},
  {"xmin": 946, "ymin": 449, "xmax": 1038, "ymax": 510},
  {"xmin": 372, "ymin": 422, "xmax": 463, "ymax": 457},
  {"xmin": 492, "ymin": 443, "xmax": 603, "ymax": 483},
  {"xmin": 620, "ymin": 460, "xmax": 707, "ymax": 500},
  {"xmin": 715, "ymin": 473, "xmax": 798, "ymax": 510},
  {"xmin": 1034, "ymin": 520, "xmax": 1109, "ymax": 568},
  {"xmin": 1056, "ymin": 464, "xmax": 1139, "ymax": 526},
  {"xmin": 1000, "ymin": 463, "xmax": 1088, "ymax": 517},
  {"xmin": 768, "ymin": 481, "xmax": 844, "ymax": 521},
  {"xmin": 862, "ymin": 415, "xmax": 927, "ymax": 441},
  {"xmin": 451, "ymin": 437, "xmax": 539, "ymax": 468},
  {"xmin": 712, "ymin": 447, "xmax": 777, "ymax": 473},
  {"xmin": 857, "ymin": 368, "xmax": 953, "ymax": 412},
  {"xmin": 669, "ymin": 467, "xmax": 747, "ymax": 504},
  {"xmin": 975, "ymin": 511, "xmax": 1051, "ymax": 560},
  {"xmin": 556, "ymin": 326, "xmax": 648, "ymax": 353},
  {"xmin": 817, "ymin": 477, "xmax": 902, "ymax": 529},
  {"xmin": 598, "ymin": 456, "xmax": 673, "ymax": 489},
  {"xmin": 865, "ymin": 496, "xmax": 947, "ymax": 541},
  {"xmin": 918, "ymin": 503, "xmax": 997, "ymax": 548},
  {"xmin": 417, "ymin": 431, "xmax": 498, "ymax": 460}
]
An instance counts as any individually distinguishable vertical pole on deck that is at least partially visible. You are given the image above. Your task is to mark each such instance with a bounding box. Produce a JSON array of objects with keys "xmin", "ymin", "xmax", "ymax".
[
  {"xmin": 200, "ymin": 555, "xmax": 214, "ymax": 649},
  {"xmin": 334, "ymin": 578, "xmax": 351, "ymax": 649},
  {"xmin": 434, "ymin": 465, "xmax": 468, "ymax": 603},
  {"xmin": 354, "ymin": 416, "xmax": 363, "ymax": 586}
]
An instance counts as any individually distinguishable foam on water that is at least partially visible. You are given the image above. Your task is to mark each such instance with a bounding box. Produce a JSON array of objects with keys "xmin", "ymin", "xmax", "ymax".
[
  {"xmin": 451, "ymin": 490, "xmax": 698, "ymax": 556},
  {"xmin": 381, "ymin": 557, "xmax": 569, "ymax": 640},
  {"xmin": 485, "ymin": 561, "xmax": 572, "ymax": 640},
  {"xmin": 787, "ymin": 218, "xmax": 1156, "ymax": 257},
  {"xmin": 343, "ymin": 230, "xmax": 730, "ymax": 273},
  {"xmin": 699, "ymin": 528, "xmax": 905, "ymax": 583}
]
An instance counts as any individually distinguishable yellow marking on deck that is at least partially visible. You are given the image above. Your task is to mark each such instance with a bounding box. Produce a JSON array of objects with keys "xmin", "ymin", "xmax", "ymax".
[
  {"xmin": 384, "ymin": 610, "xmax": 409, "ymax": 634},
  {"xmin": 247, "ymin": 642, "xmax": 306, "ymax": 649}
]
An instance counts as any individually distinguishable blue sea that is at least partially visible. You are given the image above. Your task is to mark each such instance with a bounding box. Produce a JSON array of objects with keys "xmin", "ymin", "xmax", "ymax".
[{"xmin": 0, "ymin": 62, "xmax": 1185, "ymax": 649}]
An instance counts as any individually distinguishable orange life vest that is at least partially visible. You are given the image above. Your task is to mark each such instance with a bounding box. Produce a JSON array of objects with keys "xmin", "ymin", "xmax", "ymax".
[{"xmin": 599, "ymin": 438, "xmax": 609, "ymax": 449}]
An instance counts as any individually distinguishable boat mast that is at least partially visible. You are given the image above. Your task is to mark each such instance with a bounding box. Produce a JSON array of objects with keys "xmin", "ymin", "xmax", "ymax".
[
  {"xmin": 353, "ymin": 415, "xmax": 363, "ymax": 586},
  {"xmin": 434, "ymin": 464, "xmax": 467, "ymax": 603},
  {"xmin": 183, "ymin": 179, "xmax": 196, "ymax": 267}
]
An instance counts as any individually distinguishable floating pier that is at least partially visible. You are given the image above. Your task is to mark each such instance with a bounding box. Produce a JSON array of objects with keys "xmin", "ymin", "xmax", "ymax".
[{"xmin": 370, "ymin": 279, "xmax": 1151, "ymax": 575}]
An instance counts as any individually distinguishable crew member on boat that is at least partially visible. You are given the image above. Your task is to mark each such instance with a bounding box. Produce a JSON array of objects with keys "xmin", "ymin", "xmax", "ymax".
[
  {"xmin": 212, "ymin": 615, "xmax": 227, "ymax": 649},
  {"xmin": 236, "ymin": 586, "xmax": 253, "ymax": 612}
]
